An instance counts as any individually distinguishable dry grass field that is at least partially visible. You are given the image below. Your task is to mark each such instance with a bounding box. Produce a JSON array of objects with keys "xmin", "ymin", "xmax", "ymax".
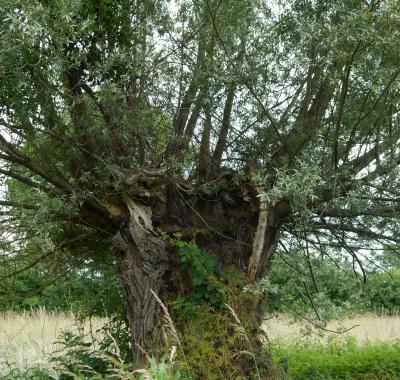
[
  {"xmin": 263, "ymin": 313, "xmax": 400, "ymax": 344},
  {"xmin": 0, "ymin": 309, "xmax": 399, "ymax": 375},
  {"xmin": 0, "ymin": 308, "xmax": 105, "ymax": 375}
]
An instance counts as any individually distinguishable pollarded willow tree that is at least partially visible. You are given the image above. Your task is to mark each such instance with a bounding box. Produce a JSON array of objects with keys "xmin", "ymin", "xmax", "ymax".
[{"xmin": 1, "ymin": 0, "xmax": 400, "ymax": 368}]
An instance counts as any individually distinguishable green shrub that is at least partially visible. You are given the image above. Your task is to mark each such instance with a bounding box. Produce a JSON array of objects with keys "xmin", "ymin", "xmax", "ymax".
[
  {"xmin": 266, "ymin": 253, "xmax": 366, "ymax": 320},
  {"xmin": 0, "ymin": 263, "xmax": 123, "ymax": 317},
  {"xmin": 271, "ymin": 337, "xmax": 400, "ymax": 380},
  {"xmin": 167, "ymin": 236, "xmax": 226, "ymax": 314},
  {"xmin": 364, "ymin": 270, "xmax": 400, "ymax": 314},
  {"xmin": 266, "ymin": 253, "xmax": 400, "ymax": 319},
  {"xmin": 137, "ymin": 355, "xmax": 186, "ymax": 380}
]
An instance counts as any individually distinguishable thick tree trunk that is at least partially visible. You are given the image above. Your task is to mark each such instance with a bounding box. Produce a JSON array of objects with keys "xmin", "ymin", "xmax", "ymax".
[
  {"xmin": 112, "ymin": 197, "xmax": 168, "ymax": 364},
  {"xmin": 115, "ymin": 231, "xmax": 167, "ymax": 363},
  {"xmin": 105, "ymin": 171, "xmax": 289, "ymax": 371}
]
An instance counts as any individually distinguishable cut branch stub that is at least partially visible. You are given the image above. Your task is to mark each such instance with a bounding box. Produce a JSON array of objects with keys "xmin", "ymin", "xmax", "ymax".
[
  {"xmin": 124, "ymin": 196, "xmax": 155, "ymax": 244},
  {"xmin": 248, "ymin": 190, "xmax": 283, "ymax": 281}
]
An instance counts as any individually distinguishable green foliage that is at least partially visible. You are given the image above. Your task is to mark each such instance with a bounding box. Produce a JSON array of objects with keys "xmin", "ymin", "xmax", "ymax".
[
  {"xmin": 52, "ymin": 330, "xmax": 111, "ymax": 378},
  {"xmin": 171, "ymin": 267, "xmax": 268, "ymax": 379},
  {"xmin": 0, "ymin": 367, "xmax": 51, "ymax": 380},
  {"xmin": 0, "ymin": 263, "xmax": 123, "ymax": 317},
  {"xmin": 96, "ymin": 317, "xmax": 131, "ymax": 363},
  {"xmin": 271, "ymin": 337, "xmax": 400, "ymax": 380},
  {"xmin": 264, "ymin": 251, "xmax": 400, "ymax": 320},
  {"xmin": 2, "ymin": 0, "xmax": 400, "ymax": 377},
  {"xmin": 166, "ymin": 236, "xmax": 225, "ymax": 317},
  {"xmin": 255, "ymin": 159, "xmax": 326, "ymax": 217},
  {"xmin": 177, "ymin": 305, "xmax": 247, "ymax": 379},
  {"xmin": 174, "ymin": 240, "xmax": 218, "ymax": 286},
  {"xmin": 263, "ymin": 252, "xmax": 366, "ymax": 320},
  {"xmin": 364, "ymin": 270, "xmax": 400, "ymax": 314},
  {"xmin": 50, "ymin": 320, "xmax": 132, "ymax": 380},
  {"xmin": 138, "ymin": 355, "xmax": 185, "ymax": 380}
]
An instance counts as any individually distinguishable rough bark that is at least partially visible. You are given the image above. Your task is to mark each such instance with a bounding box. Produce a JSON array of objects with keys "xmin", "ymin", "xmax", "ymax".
[
  {"xmin": 105, "ymin": 170, "xmax": 288, "ymax": 366},
  {"xmin": 112, "ymin": 198, "xmax": 168, "ymax": 363}
]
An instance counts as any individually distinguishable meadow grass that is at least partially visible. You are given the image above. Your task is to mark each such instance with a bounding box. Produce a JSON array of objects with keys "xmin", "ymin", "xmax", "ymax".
[
  {"xmin": 263, "ymin": 313, "xmax": 400, "ymax": 344},
  {"xmin": 264, "ymin": 313, "xmax": 400, "ymax": 379},
  {"xmin": 0, "ymin": 308, "xmax": 104, "ymax": 375},
  {"xmin": 1, "ymin": 310, "xmax": 400, "ymax": 378}
]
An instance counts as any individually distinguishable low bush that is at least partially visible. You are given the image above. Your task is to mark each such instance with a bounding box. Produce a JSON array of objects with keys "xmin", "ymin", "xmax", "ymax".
[
  {"xmin": 271, "ymin": 337, "xmax": 400, "ymax": 380},
  {"xmin": 365, "ymin": 269, "xmax": 400, "ymax": 314}
]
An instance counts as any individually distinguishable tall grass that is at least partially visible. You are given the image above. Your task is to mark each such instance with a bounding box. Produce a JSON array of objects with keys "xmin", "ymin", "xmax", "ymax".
[
  {"xmin": 1, "ymin": 309, "xmax": 400, "ymax": 378},
  {"xmin": 0, "ymin": 307, "xmax": 104, "ymax": 375},
  {"xmin": 265, "ymin": 312, "xmax": 400, "ymax": 379},
  {"xmin": 263, "ymin": 312, "xmax": 400, "ymax": 344}
]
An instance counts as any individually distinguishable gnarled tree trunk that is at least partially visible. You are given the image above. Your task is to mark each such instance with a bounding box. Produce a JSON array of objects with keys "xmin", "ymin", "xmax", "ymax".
[
  {"xmin": 115, "ymin": 231, "xmax": 167, "ymax": 363},
  {"xmin": 107, "ymin": 172, "xmax": 290, "ymax": 369},
  {"xmin": 112, "ymin": 198, "xmax": 168, "ymax": 363}
]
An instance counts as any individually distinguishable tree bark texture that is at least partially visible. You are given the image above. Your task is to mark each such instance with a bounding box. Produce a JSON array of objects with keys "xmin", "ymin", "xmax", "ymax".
[
  {"xmin": 106, "ymin": 171, "xmax": 290, "ymax": 364},
  {"xmin": 112, "ymin": 197, "xmax": 168, "ymax": 363},
  {"xmin": 115, "ymin": 232, "xmax": 167, "ymax": 363}
]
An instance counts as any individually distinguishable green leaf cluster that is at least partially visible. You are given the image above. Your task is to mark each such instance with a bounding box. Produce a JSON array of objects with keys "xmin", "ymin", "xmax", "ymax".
[{"xmin": 169, "ymin": 237, "xmax": 225, "ymax": 317}]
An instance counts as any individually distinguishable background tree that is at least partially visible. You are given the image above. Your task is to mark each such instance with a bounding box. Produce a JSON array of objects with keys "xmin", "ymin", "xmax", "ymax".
[{"xmin": 1, "ymin": 0, "xmax": 400, "ymax": 371}]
